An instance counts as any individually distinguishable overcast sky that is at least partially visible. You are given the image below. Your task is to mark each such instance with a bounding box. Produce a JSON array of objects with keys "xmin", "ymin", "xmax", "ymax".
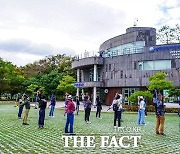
[{"xmin": 0, "ymin": 0, "xmax": 180, "ymax": 66}]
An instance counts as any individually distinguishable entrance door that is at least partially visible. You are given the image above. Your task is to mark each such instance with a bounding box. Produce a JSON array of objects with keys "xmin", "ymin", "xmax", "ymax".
[{"xmin": 122, "ymin": 88, "xmax": 139, "ymax": 105}]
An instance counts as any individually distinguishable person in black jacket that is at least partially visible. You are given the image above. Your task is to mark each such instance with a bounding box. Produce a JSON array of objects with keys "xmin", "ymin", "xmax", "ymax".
[
  {"xmin": 155, "ymin": 94, "xmax": 165, "ymax": 135},
  {"xmin": 17, "ymin": 93, "xmax": 24, "ymax": 119},
  {"xmin": 37, "ymin": 91, "xmax": 47, "ymax": 129},
  {"xmin": 75, "ymin": 96, "xmax": 80, "ymax": 115},
  {"xmin": 96, "ymin": 96, "xmax": 102, "ymax": 119}
]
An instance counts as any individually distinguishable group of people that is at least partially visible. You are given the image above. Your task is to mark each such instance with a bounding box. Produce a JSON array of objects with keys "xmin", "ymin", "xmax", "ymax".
[
  {"xmin": 64, "ymin": 91, "xmax": 169, "ymax": 136},
  {"xmin": 16, "ymin": 90, "xmax": 179, "ymax": 136},
  {"xmin": 17, "ymin": 90, "xmax": 55, "ymax": 129},
  {"xmin": 136, "ymin": 93, "xmax": 166, "ymax": 135}
]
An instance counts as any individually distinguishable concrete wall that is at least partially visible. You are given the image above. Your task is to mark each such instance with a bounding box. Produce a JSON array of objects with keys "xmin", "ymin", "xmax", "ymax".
[{"xmin": 99, "ymin": 27, "xmax": 156, "ymax": 51}]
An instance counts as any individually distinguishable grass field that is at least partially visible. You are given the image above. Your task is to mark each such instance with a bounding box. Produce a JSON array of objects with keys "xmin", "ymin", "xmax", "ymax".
[{"xmin": 0, "ymin": 103, "xmax": 179, "ymax": 154}]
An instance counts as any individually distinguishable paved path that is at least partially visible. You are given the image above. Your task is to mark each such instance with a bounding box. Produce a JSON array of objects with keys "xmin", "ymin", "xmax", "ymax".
[{"xmin": 45, "ymin": 101, "xmax": 179, "ymax": 111}]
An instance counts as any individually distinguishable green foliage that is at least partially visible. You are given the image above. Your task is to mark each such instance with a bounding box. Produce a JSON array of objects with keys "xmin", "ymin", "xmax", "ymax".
[
  {"xmin": 0, "ymin": 58, "xmax": 24, "ymax": 98},
  {"xmin": 127, "ymin": 91, "xmax": 153, "ymax": 105},
  {"xmin": 168, "ymin": 88, "xmax": 180, "ymax": 97},
  {"xmin": 57, "ymin": 76, "xmax": 76, "ymax": 95},
  {"xmin": 26, "ymin": 84, "xmax": 39, "ymax": 95},
  {"xmin": 147, "ymin": 72, "xmax": 174, "ymax": 91}
]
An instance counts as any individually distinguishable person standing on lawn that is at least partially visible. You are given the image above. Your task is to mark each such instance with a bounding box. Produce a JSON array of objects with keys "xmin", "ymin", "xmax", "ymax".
[
  {"xmin": 137, "ymin": 96, "xmax": 146, "ymax": 125},
  {"xmin": 75, "ymin": 96, "xmax": 80, "ymax": 115},
  {"xmin": 21, "ymin": 94, "xmax": 30, "ymax": 125},
  {"xmin": 96, "ymin": 96, "xmax": 102, "ymax": 119},
  {"xmin": 108, "ymin": 93, "xmax": 123, "ymax": 131},
  {"xmin": 49, "ymin": 93, "xmax": 56, "ymax": 117},
  {"xmin": 64, "ymin": 93, "xmax": 69, "ymax": 116},
  {"xmin": 37, "ymin": 91, "xmax": 47, "ymax": 129},
  {"xmin": 178, "ymin": 101, "xmax": 180, "ymax": 132},
  {"xmin": 65, "ymin": 95, "xmax": 76, "ymax": 135},
  {"xmin": 155, "ymin": 94, "xmax": 166, "ymax": 135},
  {"xmin": 17, "ymin": 93, "xmax": 24, "ymax": 119},
  {"xmin": 83, "ymin": 95, "xmax": 92, "ymax": 124}
]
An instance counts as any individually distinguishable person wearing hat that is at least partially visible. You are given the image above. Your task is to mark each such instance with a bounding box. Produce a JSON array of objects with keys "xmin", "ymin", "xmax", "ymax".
[
  {"xmin": 137, "ymin": 96, "xmax": 146, "ymax": 125},
  {"xmin": 65, "ymin": 95, "xmax": 76, "ymax": 135},
  {"xmin": 155, "ymin": 94, "xmax": 165, "ymax": 135}
]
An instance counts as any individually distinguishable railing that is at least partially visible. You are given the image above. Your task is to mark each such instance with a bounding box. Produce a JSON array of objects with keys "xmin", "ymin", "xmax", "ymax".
[{"xmin": 74, "ymin": 51, "xmax": 99, "ymax": 60}]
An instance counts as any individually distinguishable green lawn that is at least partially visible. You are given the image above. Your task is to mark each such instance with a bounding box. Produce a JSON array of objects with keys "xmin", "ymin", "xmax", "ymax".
[{"xmin": 0, "ymin": 103, "xmax": 179, "ymax": 154}]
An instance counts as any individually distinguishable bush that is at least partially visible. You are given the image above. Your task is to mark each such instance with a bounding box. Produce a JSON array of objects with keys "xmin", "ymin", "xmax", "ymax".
[{"xmin": 123, "ymin": 105, "xmax": 178, "ymax": 113}]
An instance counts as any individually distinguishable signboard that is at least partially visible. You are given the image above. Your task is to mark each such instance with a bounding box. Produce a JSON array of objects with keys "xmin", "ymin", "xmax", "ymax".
[
  {"xmin": 149, "ymin": 44, "xmax": 180, "ymax": 53},
  {"xmin": 74, "ymin": 83, "xmax": 84, "ymax": 88},
  {"xmin": 149, "ymin": 44, "xmax": 180, "ymax": 59}
]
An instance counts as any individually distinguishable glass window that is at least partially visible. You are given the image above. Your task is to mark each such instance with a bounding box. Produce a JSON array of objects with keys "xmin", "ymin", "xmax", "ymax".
[
  {"xmin": 143, "ymin": 61, "xmax": 153, "ymax": 70},
  {"xmin": 102, "ymin": 41, "xmax": 145, "ymax": 58},
  {"xmin": 154, "ymin": 60, "xmax": 171, "ymax": 70},
  {"xmin": 139, "ymin": 60, "xmax": 171, "ymax": 71}
]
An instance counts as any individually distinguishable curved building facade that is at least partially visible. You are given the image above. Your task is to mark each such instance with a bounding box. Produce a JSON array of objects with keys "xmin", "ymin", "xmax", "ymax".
[{"xmin": 72, "ymin": 27, "xmax": 180, "ymax": 105}]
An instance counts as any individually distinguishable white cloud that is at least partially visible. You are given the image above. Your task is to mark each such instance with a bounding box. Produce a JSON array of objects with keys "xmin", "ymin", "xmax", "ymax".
[{"xmin": 0, "ymin": 0, "xmax": 179, "ymax": 66}]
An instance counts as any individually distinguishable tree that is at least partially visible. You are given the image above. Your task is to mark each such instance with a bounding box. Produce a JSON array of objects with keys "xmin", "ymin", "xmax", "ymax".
[
  {"xmin": 40, "ymin": 70, "xmax": 62, "ymax": 97},
  {"xmin": 174, "ymin": 24, "xmax": 180, "ymax": 43},
  {"xmin": 0, "ymin": 58, "xmax": 24, "ymax": 98},
  {"xmin": 128, "ymin": 91, "xmax": 153, "ymax": 105},
  {"xmin": 157, "ymin": 25, "xmax": 175, "ymax": 44},
  {"xmin": 57, "ymin": 76, "xmax": 76, "ymax": 96},
  {"xmin": 147, "ymin": 72, "xmax": 174, "ymax": 94}
]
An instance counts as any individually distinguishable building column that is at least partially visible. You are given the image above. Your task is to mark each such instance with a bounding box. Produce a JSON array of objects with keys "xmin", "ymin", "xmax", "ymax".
[
  {"xmin": 93, "ymin": 87, "xmax": 97, "ymax": 106},
  {"xmin": 81, "ymin": 70, "xmax": 84, "ymax": 82},
  {"xmin": 93, "ymin": 64, "xmax": 97, "ymax": 105},
  {"xmin": 76, "ymin": 69, "xmax": 80, "ymax": 97},
  {"xmin": 94, "ymin": 64, "xmax": 97, "ymax": 81}
]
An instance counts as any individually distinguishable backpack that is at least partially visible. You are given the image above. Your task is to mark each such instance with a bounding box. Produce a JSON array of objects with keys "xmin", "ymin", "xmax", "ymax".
[{"xmin": 113, "ymin": 103, "xmax": 119, "ymax": 111}]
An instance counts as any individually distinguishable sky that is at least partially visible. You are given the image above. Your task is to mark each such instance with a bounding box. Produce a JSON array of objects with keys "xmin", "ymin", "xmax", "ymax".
[{"xmin": 0, "ymin": 0, "xmax": 180, "ymax": 66}]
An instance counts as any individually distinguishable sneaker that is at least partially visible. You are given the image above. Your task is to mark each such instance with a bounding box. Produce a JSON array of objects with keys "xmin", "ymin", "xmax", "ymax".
[
  {"xmin": 22, "ymin": 123, "xmax": 29, "ymax": 125},
  {"xmin": 118, "ymin": 127, "xmax": 122, "ymax": 131},
  {"xmin": 114, "ymin": 126, "xmax": 117, "ymax": 129},
  {"xmin": 156, "ymin": 132, "xmax": 159, "ymax": 135},
  {"xmin": 160, "ymin": 133, "xmax": 166, "ymax": 136}
]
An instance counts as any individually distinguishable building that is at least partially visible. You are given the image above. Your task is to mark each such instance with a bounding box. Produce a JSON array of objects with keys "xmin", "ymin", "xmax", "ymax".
[{"xmin": 72, "ymin": 27, "xmax": 180, "ymax": 105}]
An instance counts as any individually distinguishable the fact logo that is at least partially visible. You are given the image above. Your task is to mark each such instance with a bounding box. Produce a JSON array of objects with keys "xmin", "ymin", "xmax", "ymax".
[{"xmin": 61, "ymin": 135, "xmax": 141, "ymax": 148}]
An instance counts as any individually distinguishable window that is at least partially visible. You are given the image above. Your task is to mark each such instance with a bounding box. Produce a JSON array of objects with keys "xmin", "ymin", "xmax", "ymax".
[
  {"xmin": 89, "ymin": 69, "xmax": 94, "ymax": 81},
  {"xmin": 109, "ymin": 64, "xmax": 111, "ymax": 71},
  {"xmin": 102, "ymin": 41, "xmax": 145, "ymax": 58},
  {"xmin": 139, "ymin": 60, "xmax": 171, "ymax": 71}
]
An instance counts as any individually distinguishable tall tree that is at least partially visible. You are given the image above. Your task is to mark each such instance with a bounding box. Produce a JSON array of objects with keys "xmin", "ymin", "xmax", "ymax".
[
  {"xmin": 174, "ymin": 24, "xmax": 180, "ymax": 43},
  {"xmin": 147, "ymin": 72, "xmax": 174, "ymax": 94},
  {"xmin": 57, "ymin": 76, "xmax": 76, "ymax": 96},
  {"xmin": 0, "ymin": 58, "xmax": 24, "ymax": 98},
  {"xmin": 157, "ymin": 25, "xmax": 175, "ymax": 44}
]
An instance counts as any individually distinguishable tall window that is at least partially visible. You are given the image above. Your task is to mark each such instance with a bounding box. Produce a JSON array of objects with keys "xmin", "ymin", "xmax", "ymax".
[
  {"xmin": 89, "ymin": 69, "xmax": 93, "ymax": 81},
  {"xmin": 138, "ymin": 60, "xmax": 171, "ymax": 71}
]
